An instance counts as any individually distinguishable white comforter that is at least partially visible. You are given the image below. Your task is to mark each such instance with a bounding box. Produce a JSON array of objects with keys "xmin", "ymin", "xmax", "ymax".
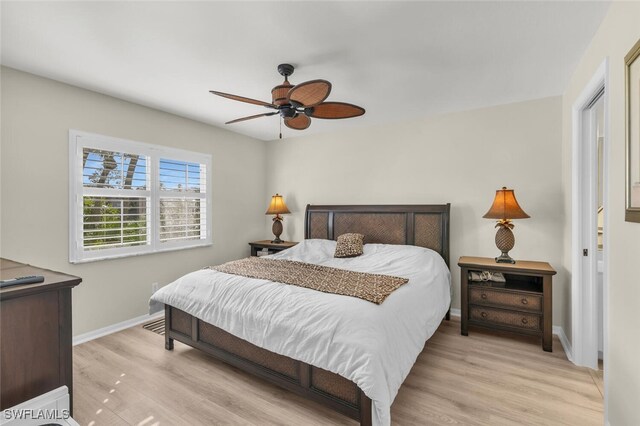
[{"xmin": 151, "ymin": 239, "xmax": 451, "ymax": 425}]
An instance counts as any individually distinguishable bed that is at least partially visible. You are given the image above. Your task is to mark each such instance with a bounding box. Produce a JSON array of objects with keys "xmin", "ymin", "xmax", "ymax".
[{"xmin": 153, "ymin": 204, "xmax": 451, "ymax": 426}]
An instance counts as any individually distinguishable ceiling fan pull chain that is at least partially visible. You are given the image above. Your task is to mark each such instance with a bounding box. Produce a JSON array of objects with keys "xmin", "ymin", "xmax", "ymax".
[{"xmin": 279, "ymin": 116, "xmax": 282, "ymax": 140}]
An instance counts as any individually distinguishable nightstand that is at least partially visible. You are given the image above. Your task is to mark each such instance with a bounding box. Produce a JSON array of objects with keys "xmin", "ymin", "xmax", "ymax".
[
  {"xmin": 458, "ymin": 256, "xmax": 556, "ymax": 352},
  {"xmin": 249, "ymin": 240, "xmax": 298, "ymax": 257}
]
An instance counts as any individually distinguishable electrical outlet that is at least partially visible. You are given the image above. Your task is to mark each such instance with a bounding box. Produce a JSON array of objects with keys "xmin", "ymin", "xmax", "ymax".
[{"xmin": 151, "ymin": 282, "xmax": 159, "ymax": 294}]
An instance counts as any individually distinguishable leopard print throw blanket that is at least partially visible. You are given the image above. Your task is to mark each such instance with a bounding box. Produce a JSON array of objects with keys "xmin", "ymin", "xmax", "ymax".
[{"xmin": 211, "ymin": 257, "xmax": 409, "ymax": 304}]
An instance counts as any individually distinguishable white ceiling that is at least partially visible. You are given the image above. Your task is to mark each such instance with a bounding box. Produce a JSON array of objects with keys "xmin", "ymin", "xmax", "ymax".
[{"xmin": 1, "ymin": 1, "xmax": 610, "ymax": 141}]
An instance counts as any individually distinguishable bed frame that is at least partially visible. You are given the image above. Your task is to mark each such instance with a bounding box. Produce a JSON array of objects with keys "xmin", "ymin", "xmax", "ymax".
[{"xmin": 164, "ymin": 204, "xmax": 451, "ymax": 425}]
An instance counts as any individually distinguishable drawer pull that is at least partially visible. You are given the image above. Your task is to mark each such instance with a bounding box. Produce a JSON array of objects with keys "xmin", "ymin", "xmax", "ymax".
[
  {"xmin": 521, "ymin": 298, "xmax": 528, "ymax": 305},
  {"xmin": 521, "ymin": 318, "xmax": 528, "ymax": 325},
  {"xmin": 481, "ymin": 311, "xmax": 488, "ymax": 318},
  {"xmin": 481, "ymin": 293, "xmax": 488, "ymax": 300}
]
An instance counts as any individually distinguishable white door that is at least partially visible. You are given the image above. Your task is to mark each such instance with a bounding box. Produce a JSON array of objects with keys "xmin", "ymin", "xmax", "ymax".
[
  {"xmin": 571, "ymin": 57, "xmax": 609, "ymax": 419},
  {"xmin": 593, "ymin": 96, "xmax": 605, "ymax": 359},
  {"xmin": 580, "ymin": 90, "xmax": 605, "ymax": 365},
  {"xmin": 573, "ymin": 82, "xmax": 607, "ymax": 370}
]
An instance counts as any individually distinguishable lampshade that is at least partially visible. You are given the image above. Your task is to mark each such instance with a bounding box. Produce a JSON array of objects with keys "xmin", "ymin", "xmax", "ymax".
[
  {"xmin": 483, "ymin": 187, "xmax": 530, "ymax": 220},
  {"xmin": 265, "ymin": 194, "xmax": 291, "ymax": 215}
]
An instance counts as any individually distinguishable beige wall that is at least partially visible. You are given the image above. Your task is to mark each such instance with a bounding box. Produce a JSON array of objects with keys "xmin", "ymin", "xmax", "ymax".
[
  {"xmin": 0, "ymin": 67, "xmax": 268, "ymax": 335},
  {"xmin": 561, "ymin": 2, "xmax": 640, "ymax": 424},
  {"xmin": 265, "ymin": 97, "xmax": 567, "ymax": 330},
  {"xmin": 6, "ymin": 12, "xmax": 638, "ymax": 417}
]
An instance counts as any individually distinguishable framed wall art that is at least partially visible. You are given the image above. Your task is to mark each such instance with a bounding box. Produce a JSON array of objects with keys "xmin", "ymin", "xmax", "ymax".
[{"xmin": 625, "ymin": 38, "xmax": 640, "ymax": 222}]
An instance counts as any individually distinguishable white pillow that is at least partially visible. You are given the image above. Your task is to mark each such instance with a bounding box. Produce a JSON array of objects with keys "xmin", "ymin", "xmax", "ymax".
[{"xmin": 269, "ymin": 238, "xmax": 337, "ymax": 262}]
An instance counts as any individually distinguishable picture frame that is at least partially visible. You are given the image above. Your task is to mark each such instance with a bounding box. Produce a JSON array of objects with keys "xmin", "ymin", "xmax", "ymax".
[{"xmin": 625, "ymin": 38, "xmax": 640, "ymax": 222}]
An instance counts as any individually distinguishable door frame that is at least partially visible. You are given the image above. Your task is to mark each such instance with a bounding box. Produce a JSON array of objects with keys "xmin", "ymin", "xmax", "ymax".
[{"xmin": 571, "ymin": 58, "xmax": 609, "ymax": 414}]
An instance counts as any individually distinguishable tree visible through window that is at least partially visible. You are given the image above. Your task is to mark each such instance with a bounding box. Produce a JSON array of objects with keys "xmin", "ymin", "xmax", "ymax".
[{"xmin": 82, "ymin": 149, "xmax": 149, "ymax": 250}]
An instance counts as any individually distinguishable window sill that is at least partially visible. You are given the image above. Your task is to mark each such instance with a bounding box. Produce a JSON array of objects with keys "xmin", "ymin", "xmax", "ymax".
[{"xmin": 69, "ymin": 241, "xmax": 213, "ymax": 264}]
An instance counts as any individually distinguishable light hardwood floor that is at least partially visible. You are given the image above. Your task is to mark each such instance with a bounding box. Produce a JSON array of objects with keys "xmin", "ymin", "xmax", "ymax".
[
  {"xmin": 588, "ymin": 360, "xmax": 604, "ymax": 398},
  {"xmin": 73, "ymin": 318, "xmax": 603, "ymax": 426}
]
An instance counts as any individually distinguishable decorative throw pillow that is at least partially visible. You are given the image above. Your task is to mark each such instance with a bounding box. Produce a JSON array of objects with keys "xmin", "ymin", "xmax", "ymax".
[{"xmin": 334, "ymin": 233, "xmax": 365, "ymax": 258}]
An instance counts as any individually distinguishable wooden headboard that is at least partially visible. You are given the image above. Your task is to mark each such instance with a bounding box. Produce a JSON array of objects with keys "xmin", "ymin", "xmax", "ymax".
[{"xmin": 304, "ymin": 204, "xmax": 451, "ymax": 267}]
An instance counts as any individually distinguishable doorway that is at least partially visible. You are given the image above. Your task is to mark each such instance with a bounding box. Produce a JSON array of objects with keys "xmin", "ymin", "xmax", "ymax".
[
  {"xmin": 592, "ymin": 93, "xmax": 605, "ymax": 363},
  {"xmin": 591, "ymin": 93, "xmax": 605, "ymax": 397},
  {"xmin": 571, "ymin": 59, "xmax": 609, "ymax": 414}
]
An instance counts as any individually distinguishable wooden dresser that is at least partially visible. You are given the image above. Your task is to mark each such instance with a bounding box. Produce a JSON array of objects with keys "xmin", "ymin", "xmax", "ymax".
[
  {"xmin": 458, "ymin": 256, "xmax": 556, "ymax": 352},
  {"xmin": 0, "ymin": 259, "xmax": 81, "ymax": 412}
]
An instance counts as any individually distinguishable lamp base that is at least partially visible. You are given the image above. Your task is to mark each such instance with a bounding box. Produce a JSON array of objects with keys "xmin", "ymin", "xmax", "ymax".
[
  {"xmin": 494, "ymin": 225, "xmax": 516, "ymax": 264},
  {"xmin": 495, "ymin": 252, "xmax": 516, "ymax": 264},
  {"xmin": 271, "ymin": 216, "xmax": 284, "ymax": 244}
]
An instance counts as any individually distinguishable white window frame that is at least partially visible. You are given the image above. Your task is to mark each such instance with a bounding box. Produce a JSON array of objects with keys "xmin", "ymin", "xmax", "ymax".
[{"xmin": 69, "ymin": 129, "xmax": 212, "ymax": 263}]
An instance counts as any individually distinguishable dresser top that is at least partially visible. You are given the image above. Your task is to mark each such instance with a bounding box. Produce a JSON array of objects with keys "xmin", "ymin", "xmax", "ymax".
[
  {"xmin": 1, "ymin": 258, "xmax": 82, "ymax": 300},
  {"xmin": 458, "ymin": 256, "xmax": 556, "ymax": 275}
]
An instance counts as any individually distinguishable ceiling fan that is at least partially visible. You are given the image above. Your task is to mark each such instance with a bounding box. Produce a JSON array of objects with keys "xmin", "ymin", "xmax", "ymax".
[{"xmin": 210, "ymin": 64, "xmax": 365, "ymax": 137}]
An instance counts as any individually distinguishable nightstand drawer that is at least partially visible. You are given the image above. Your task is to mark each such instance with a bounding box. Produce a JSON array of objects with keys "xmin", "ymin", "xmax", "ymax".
[
  {"xmin": 469, "ymin": 286, "xmax": 542, "ymax": 312},
  {"xmin": 469, "ymin": 306, "xmax": 541, "ymax": 331}
]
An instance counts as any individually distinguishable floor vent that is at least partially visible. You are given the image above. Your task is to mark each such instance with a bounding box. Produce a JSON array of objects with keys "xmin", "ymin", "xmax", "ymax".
[{"xmin": 142, "ymin": 318, "xmax": 165, "ymax": 335}]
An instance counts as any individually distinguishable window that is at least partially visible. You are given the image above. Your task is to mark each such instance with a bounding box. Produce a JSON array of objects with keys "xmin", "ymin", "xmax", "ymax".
[{"xmin": 69, "ymin": 130, "xmax": 212, "ymax": 263}]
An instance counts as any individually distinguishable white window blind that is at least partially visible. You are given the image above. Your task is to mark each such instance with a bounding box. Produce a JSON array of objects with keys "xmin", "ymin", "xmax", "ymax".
[
  {"xmin": 158, "ymin": 159, "xmax": 207, "ymax": 243},
  {"xmin": 83, "ymin": 196, "xmax": 149, "ymax": 250},
  {"xmin": 69, "ymin": 130, "xmax": 212, "ymax": 263}
]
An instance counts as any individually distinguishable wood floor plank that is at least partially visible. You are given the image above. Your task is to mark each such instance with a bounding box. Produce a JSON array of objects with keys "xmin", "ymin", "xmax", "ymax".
[
  {"xmin": 73, "ymin": 317, "xmax": 603, "ymax": 425},
  {"xmin": 73, "ymin": 387, "xmax": 129, "ymax": 426},
  {"xmin": 589, "ymin": 361, "xmax": 605, "ymax": 398}
]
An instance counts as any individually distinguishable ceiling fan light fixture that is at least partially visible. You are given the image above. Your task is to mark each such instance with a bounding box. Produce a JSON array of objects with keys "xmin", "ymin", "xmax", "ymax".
[
  {"xmin": 209, "ymin": 64, "xmax": 365, "ymax": 135},
  {"xmin": 271, "ymin": 82, "xmax": 293, "ymax": 106}
]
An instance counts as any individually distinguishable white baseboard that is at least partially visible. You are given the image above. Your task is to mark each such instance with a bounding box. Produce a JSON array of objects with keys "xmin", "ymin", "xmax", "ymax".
[
  {"xmin": 553, "ymin": 326, "xmax": 573, "ymax": 361},
  {"xmin": 73, "ymin": 311, "xmax": 164, "ymax": 346},
  {"xmin": 449, "ymin": 308, "xmax": 461, "ymax": 317}
]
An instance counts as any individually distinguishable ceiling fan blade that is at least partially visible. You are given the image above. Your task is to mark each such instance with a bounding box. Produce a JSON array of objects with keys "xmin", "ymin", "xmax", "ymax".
[
  {"xmin": 306, "ymin": 102, "xmax": 365, "ymax": 119},
  {"xmin": 210, "ymin": 91, "xmax": 277, "ymax": 109},
  {"xmin": 284, "ymin": 114, "xmax": 311, "ymax": 130},
  {"xmin": 225, "ymin": 112, "xmax": 278, "ymax": 125},
  {"xmin": 287, "ymin": 80, "xmax": 331, "ymax": 107}
]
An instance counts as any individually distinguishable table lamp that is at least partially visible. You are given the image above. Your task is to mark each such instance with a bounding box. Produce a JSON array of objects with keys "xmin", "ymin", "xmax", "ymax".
[
  {"xmin": 483, "ymin": 187, "xmax": 530, "ymax": 264},
  {"xmin": 266, "ymin": 194, "xmax": 291, "ymax": 243}
]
